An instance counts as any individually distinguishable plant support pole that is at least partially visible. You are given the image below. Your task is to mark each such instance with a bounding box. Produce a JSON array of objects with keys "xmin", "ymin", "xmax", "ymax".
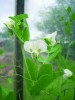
[{"xmin": 15, "ymin": 0, "xmax": 25, "ymax": 100}]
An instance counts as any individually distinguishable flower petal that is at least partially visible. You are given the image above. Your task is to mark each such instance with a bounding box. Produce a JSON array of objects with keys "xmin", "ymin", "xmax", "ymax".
[
  {"xmin": 24, "ymin": 41, "xmax": 33, "ymax": 53},
  {"xmin": 45, "ymin": 31, "xmax": 57, "ymax": 40},
  {"xmin": 51, "ymin": 31, "xmax": 57, "ymax": 40},
  {"xmin": 63, "ymin": 69, "xmax": 72, "ymax": 79},
  {"xmin": 64, "ymin": 69, "xmax": 72, "ymax": 76},
  {"xmin": 33, "ymin": 40, "xmax": 47, "ymax": 53},
  {"xmin": 44, "ymin": 31, "xmax": 57, "ymax": 45},
  {"xmin": 51, "ymin": 39, "xmax": 56, "ymax": 45},
  {"xmin": 24, "ymin": 40, "xmax": 47, "ymax": 55}
]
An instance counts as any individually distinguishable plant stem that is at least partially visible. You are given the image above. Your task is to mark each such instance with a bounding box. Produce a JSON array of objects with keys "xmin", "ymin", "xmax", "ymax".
[
  {"xmin": 21, "ymin": 44, "xmax": 32, "ymax": 100},
  {"xmin": 43, "ymin": 53, "xmax": 49, "ymax": 64},
  {"xmin": 66, "ymin": 46, "xmax": 69, "ymax": 59},
  {"xmin": 21, "ymin": 44, "xmax": 31, "ymax": 80},
  {"xmin": 66, "ymin": 35, "xmax": 70, "ymax": 60}
]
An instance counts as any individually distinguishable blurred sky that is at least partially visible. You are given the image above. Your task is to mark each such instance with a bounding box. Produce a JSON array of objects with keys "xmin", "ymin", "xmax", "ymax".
[
  {"xmin": 0, "ymin": 0, "xmax": 15, "ymax": 32},
  {"xmin": 0, "ymin": 0, "xmax": 56, "ymax": 39},
  {"xmin": 25, "ymin": 0, "xmax": 56, "ymax": 39}
]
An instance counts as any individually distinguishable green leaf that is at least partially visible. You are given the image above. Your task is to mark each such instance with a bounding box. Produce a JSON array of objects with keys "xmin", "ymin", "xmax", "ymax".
[
  {"xmin": 0, "ymin": 87, "xmax": 2, "ymax": 100},
  {"xmin": 67, "ymin": 6, "xmax": 71, "ymax": 13},
  {"xmin": 59, "ymin": 89, "xmax": 74, "ymax": 100},
  {"xmin": 46, "ymin": 76, "xmax": 65, "ymax": 97},
  {"xmin": 70, "ymin": 12, "xmax": 75, "ymax": 21},
  {"xmin": 65, "ymin": 24, "xmax": 71, "ymax": 35},
  {"xmin": 30, "ymin": 64, "xmax": 53, "ymax": 95},
  {"xmin": 64, "ymin": 21, "xmax": 69, "ymax": 26},
  {"xmin": 0, "ymin": 49, "xmax": 4, "ymax": 55},
  {"xmin": 7, "ymin": 78, "xmax": 13, "ymax": 84},
  {"xmin": 38, "ymin": 64, "xmax": 53, "ymax": 80},
  {"xmin": 64, "ymin": 21, "xmax": 71, "ymax": 35},
  {"xmin": 47, "ymin": 44, "xmax": 61, "ymax": 53},
  {"xmin": 59, "ymin": 79, "xmax": 75, "ymax": 100},
  {"xmin": 61, "ymin": 79, "xmax": 75, "ymax": 92},
  {"xmin": 13, "ymin": 19, "xmax": 30, "ymax": 43},
  {"xmin": 38, "ymin": 55, "xmax": 45, "ymax": 63},
  {"xmin": 9, "ymin": 14, "xmax": 28, "ymax": 21},
  {"xmin": 30, "ymin": 74, "xmax": 53, "ymax": 96},
  {"xmin": 26, "ymin": 59, "xmax": 38, "ymax": 81},
  {"xmin": 4, "ymin": 92, "xmax": 16, "ymax": 100},
  {"xmin": 38, "ymin": 45, "xmax": 61, "ymax": 63},
  {"xmin": 45, "ymin": 48, "xmax": 61, "ymax": 63},
  {"xmin": 2, "ymin": 86, "xmax": 10, "ymax": 96},
  {"xmin": 46, "ymin": 76, "xmax": 63, "ymax": 90},
  {"xmin": 53, "ymin": 71, "xmax": 63, "ymax": 79},
  {"xmin": 0, "ymin": 64, "xmax": 6, "ymax": 68},
  {"xmin": 56, "ymin": 55, "xmax": 67, "ymax": 69},
  {"xmin": 25, "ymin": 59, "xmax": 38, "ymax": 91},
  {"xmin": 59, "ymin": 92, "xmax": 64, "ymax": 100},
  {"xmin": 8, "ymin": 14, "xmax": 30, "ymax": 43},
  {"xmin": 68, "ymin": 40, "xmax": 75, "ymax": 47},
  {"xmin": 60, "ymin": 16, "xmax": 64, "ymax": 21}
]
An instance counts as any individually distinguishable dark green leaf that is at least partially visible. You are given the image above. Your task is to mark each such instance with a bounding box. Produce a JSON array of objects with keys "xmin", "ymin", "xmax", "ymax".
[
  {"xmin": 67, "ymin": 6, "xmax": 71, "ymax": 13},
  {"xmin": 64, "ymin": 21, "xmax": 69, "ymax": 26},
  {"xmin": 65, "ymin": 25, "xmax": 71, "ymax": 35},
  {"xmin": 70, "ymin": 12, "xmax": 75, "ymax": 21},
  {"xmin": 60, "ymin": 16, "xmax": 64, "ymax": 21}
]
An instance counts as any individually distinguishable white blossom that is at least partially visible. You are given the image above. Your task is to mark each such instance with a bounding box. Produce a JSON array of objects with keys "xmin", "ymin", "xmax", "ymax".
[
  {"xmin": 45, "ymin": 31, "xmax": 57, "ymax": 45},
  {"xmin": 63, "ymin": 69, "xmax": 72, "ymax": 79},
  {"xmin": 5, "ymin": 19, "xmax": 15, "ymax": 29},
  {"xmin": 24, "ymin": 40, "xmax": 47, "ymax": 56}
]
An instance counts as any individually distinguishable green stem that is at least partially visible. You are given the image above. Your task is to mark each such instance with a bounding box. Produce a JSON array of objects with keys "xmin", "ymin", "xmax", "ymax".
[
  {"xmin": 21, "ymin": 44, "xmax": 32, "ymax": 100},
  {"xmin": 66, "ymin": 46, "xmax": 69, "ymax": 59},
  {"xmin": 43, "ymin": 53, "xmax": 49, "ymax": 64},
  {"xmin": 66, "ymin": 36, "xmax": 70, "ymax": 60},
  {"xmin": 0, "ymin": 74, "xmax": 33, "ymax": 82},
  {"xmin": 21, "ymin": 45, "xmax": 31, "ymax": 80}
]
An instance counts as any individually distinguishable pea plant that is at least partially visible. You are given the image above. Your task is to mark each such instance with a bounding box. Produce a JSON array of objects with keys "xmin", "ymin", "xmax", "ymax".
[{"xmin": 3, "ymin": 14, "xmax": 75, "ymax": 100}]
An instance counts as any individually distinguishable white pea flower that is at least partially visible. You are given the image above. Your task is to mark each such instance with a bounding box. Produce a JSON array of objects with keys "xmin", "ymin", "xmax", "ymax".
[
  {"xmin": 24, "ymin": 40, "xmax": 47, "ymax": 56},
  {"xmin": 44, "ymin": 31, "xmax": 57, "ymax": 45},
  {"xmin": 63, "ymin": 69, "xmax": 72, "ymax": 79},
  {"xmin": 5, "ymin": 19, "xmax": 15, "ymax": 29}
]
